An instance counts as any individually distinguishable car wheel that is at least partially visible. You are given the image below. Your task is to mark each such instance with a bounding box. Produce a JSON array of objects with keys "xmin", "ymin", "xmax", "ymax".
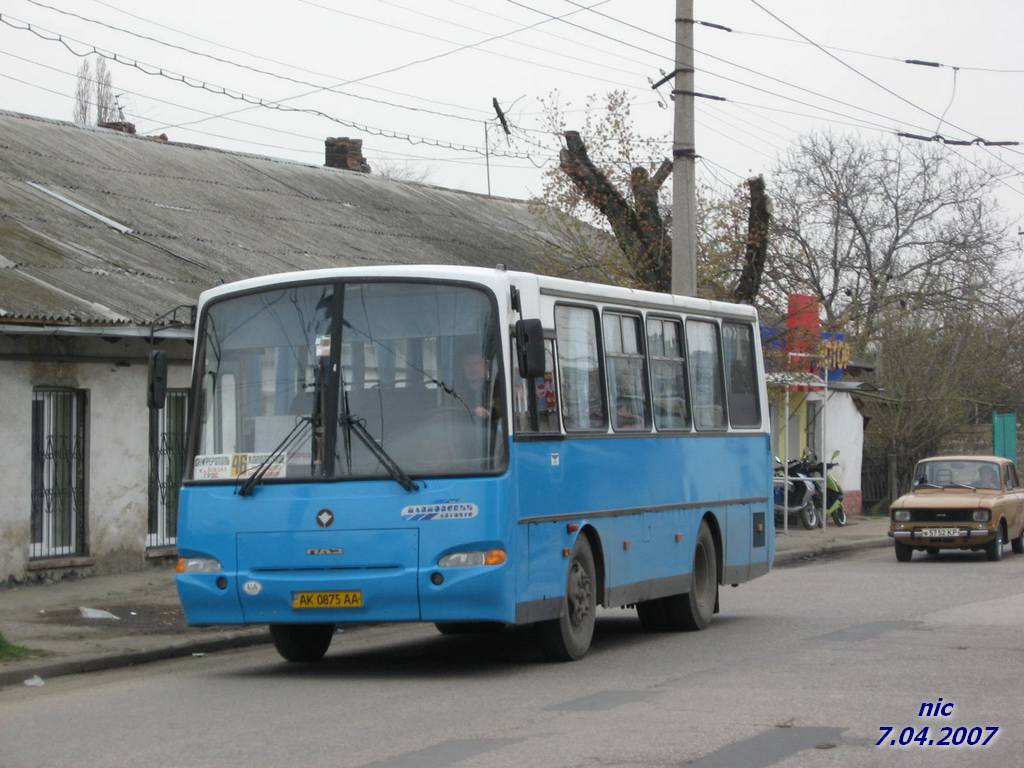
[
  {"xmin": 269, "ymin": 623, "xmax": 335, "ymax": 662},
  {"xmin": 985, "ymin": 526, "xmax": 1004, "ymax": 562},
  {"xmin": 539, "ymin": 535, "xmax": 597, "ymax": 661},
  {"xmin": 926, "ymin": 548, "xmax": 939, "ymax": 556},
  {"xmin": 894, "ymin": 541, "xmax": 913, "ymax": 562},
  {"xmin": 1011, "ymin": 530, "xmax": 1024, "ymax": 555}
]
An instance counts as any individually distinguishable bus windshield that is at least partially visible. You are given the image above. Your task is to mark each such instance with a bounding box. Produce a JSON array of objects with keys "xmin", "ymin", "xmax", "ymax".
[{"xmin": 190, "ymin": 280, "xmax": 506, "ymax": 483}]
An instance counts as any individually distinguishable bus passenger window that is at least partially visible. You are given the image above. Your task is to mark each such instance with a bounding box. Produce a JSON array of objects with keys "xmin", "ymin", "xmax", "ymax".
[
  {"xmin": 646, "ymin": 317, "xmax": 690, "ymax": 430},
  {"xmin": 512, "ymin": 339, "xmax": 560, "ymax": 434},
  {"xmin": 603, "ymin": 313, "xmax": 650, "ymax": 431},
  {"xmin": 723, "ymin": 323, "xmax": 761, "ymax": 428},
  {"xmin": 685, "ymin": 320, "xmax": 727, "ymax": 430},
  {"xmin": 555, "ymin": 305, "xmax": 607, "ymax": 431}
]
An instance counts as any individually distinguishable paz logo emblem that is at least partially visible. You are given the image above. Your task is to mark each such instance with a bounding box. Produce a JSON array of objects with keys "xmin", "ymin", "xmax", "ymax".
[{"xmin": 316, "ymin": 508, "xmax": 334, "ymax": 528}]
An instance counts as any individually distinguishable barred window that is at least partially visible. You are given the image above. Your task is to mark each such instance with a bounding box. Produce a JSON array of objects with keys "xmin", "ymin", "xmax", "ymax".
[
  {"xmin": 31, "ymin": 389, "xmax": 87, "ymax": 559},
  {"xmin": 149, "ymin": 390, "xmax": 189, "ymax": 548}
]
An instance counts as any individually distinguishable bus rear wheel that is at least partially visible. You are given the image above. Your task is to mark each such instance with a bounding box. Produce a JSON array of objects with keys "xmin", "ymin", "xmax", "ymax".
[
  {"xmin": 539, "ymin": 536, "xmax": 596, "ymax": 661},
  {"xmin": 663, "ymin": 521, "xmax": 718, "ymax": 631},
  {"xmin": 269, "ymin": 623, "xmax": 335, "ymax": 662}
]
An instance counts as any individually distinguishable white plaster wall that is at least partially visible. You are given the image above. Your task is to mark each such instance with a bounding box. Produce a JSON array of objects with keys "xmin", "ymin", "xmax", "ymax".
[
  {"xmin": 824, "ymin": 391, "xmax": 864, "ymax": 493},
  {"xmin": 0, "ymin": 358, "xmax": 192, "ymax": 582},
  {"xmin": 0, "ymin": 363, "xmax": 34, "ymax": 583}
]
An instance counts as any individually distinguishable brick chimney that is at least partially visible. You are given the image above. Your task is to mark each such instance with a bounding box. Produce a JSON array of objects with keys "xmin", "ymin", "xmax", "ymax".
[
  {"xmin": 98, "ymin": 120, "xmax": 136, "ymax": 135},
  {"xmin": 325, "ymin": 137, "xmax": 370, "ymax": 173}
]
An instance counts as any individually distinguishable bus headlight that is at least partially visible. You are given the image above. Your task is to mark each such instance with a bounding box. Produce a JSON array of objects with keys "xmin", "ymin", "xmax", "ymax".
[
  {"xmin": 892, "ymin": 509, "xmax": 910, "ymax": 522},
  {"xmin": 972, "ymin": 509, "xmax": 991, "ymax": 522},
  {"xmin": 438, "ymin": 549, "xmax": 507, "ymax": 567},
  {"xmin": 176, "ymin": 556, "xmax": 223, "ymax": 573}
]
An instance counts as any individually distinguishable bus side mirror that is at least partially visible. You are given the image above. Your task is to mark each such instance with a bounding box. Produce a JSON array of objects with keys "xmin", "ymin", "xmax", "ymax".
[
  {"xmin": 515, "ymin": 319, "xmax": 545, "ymax": 379},
  {"xmin": 148, "ymin": 350, "xmax": 168, "ymax": 410}
]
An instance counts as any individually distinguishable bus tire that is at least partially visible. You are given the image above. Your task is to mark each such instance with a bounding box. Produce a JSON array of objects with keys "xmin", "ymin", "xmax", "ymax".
[
  {"xmin": 539, "ymin": 535, "xmax": 597, "ymax": 661},
  {"xmin": 269, "ymin": 623, "xmax": 335, "ymax": 662},
  {"xmin": 663, "ymin": 521, "xmax": 717, "ymax": 631},
  {"xmin": 435, "ymin": 622, "xmax": 504, "ymax": 635},
  {"xmin": 636, "ymin": 598, "xmax": 668, "ymax": 631}
]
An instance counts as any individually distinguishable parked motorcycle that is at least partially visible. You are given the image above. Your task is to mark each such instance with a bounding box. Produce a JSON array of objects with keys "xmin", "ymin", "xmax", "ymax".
[
  {"xmin": 820, "ymin": 452, "xmax": 847, "ymax": 527},
  {"xmin": 773, "ymin": 457, "xmax": 818, "ymax": 529},
  {"xmin": 794, "ymin": 450, "xmax": 848, "ymax": 528}
]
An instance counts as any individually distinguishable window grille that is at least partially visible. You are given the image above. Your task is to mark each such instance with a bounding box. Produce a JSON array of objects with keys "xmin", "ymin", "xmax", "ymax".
[
  {"xmin": 148, "ymin": 390, "xmax": 189, "ymax": 549},
  {"xmin": 31, "ymin": 389, "xmax": 87, "ymax": 559}
]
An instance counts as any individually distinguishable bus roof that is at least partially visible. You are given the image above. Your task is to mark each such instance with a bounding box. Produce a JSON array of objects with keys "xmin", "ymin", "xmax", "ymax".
[{"xmin": 195, "ymin": 265, "xmax": 759, "ymax": 321}]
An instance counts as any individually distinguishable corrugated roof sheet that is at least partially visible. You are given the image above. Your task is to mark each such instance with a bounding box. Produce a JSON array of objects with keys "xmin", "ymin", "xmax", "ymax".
[{"xmin": 0, "ymin": 110, "xmax": 602, "ymax": 326}]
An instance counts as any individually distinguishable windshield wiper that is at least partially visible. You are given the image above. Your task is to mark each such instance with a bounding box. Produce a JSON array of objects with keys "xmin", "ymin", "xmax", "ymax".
[
  {"xmin": 945, "ymin": 482, "xmax": 977, "ymax": 490},
  {"xmin": 236, "ymin": 416, "xmax": 313, "ymax": 497},
  {"xmin": 915, "ymin": 480, "xmax": 942, "ymax": 488},
  {"xmin": 339, "ymin": 412, "xmax": 419, "ymax": 492}
]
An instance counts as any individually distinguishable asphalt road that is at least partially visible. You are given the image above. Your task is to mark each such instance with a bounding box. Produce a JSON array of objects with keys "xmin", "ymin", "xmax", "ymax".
[{"xmin": 2, "ymin": 546, "xmax": 1023, "ymax": 768}]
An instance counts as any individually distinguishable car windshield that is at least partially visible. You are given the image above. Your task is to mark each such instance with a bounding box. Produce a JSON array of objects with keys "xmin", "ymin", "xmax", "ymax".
[
  {"xmin": 915, "ymin": 460, "xmax": 1001, "ymax": 490},
  {"xmin": 190, "ymin": 280, "xmax": 506, "ymax": 482}
]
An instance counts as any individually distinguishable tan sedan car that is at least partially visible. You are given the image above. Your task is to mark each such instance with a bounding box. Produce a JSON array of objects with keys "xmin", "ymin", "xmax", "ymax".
[{"xmin": 888, "ymin": 455, "xmax": 1024, "ymax": 562}]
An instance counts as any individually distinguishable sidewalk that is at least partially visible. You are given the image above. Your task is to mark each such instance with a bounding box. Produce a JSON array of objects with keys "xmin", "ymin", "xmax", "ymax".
[{"xmin": 1, "ymin": 516, "xmax": 891, "ymax": 688}]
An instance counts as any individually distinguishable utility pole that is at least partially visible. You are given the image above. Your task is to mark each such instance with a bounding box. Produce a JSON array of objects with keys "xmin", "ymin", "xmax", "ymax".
[{"xmin": 671, "ymin": 1, "xmax": 696, "ymax": 296}]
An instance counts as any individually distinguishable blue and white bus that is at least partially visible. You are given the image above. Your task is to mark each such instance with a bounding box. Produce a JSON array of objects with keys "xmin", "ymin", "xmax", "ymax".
[{"xmin": 165, "ymin": 266, "xmax": 773, "ymax": 661}]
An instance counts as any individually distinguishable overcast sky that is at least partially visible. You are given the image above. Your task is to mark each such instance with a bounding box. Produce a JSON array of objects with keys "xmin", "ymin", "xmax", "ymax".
[{"xmin": 2, "ymin": 0, "xmax": 1023, "ymax": 225}]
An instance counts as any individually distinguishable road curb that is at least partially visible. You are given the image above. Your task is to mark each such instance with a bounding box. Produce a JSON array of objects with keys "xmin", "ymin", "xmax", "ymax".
[
  {"xmin": 0, "ymin": 630, "xmax": 271, "ymax": 689},
  {"xmin": 775, "ymin": 535, "xmax": 890, "ymax": 565}
]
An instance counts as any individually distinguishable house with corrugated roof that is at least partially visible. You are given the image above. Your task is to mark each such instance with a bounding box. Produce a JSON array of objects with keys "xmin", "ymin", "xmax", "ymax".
[{"xmin": 0, "ymin": 110, "xmax": 598, "ymax": 583}]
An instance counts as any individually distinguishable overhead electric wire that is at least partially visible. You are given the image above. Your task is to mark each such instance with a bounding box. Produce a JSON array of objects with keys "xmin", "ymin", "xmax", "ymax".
[
  {"xmin": 24, "ymin": 0, "xmax": 500, "ymax": 127},
  {"xmin": 444, "ymin": 0, "xmax": 656, "ymax": 72},
  {"xmin": 370, "ymin": 0, "xmax": 648, "ymax": 79},
  {"xmin": 83, "ymin": 0, "xmax": 494, "ymax": 117},
  {"xmin": 747, "ymin": 0, "xmax": 983, "ymax": 144},
  {"xmin": 521, "ymin": 0, "xmax": 978, "ymax": 151},
  {"xmin": 694, "ymin": 16, "xmax": 1024, "ymax": 75},
  {"xmin": 153, "ymin": 0, "xmax": 615, "ymax": 134},
  {"xmin": 743, "ymin": 2, "xmax": 1024, "ymax": 191},
  {"xmin": 0, "ymin": 64, "xmax": 544, "ymax": 172},
  {"xmin": 297, "ymin": 0, "xmax": 646, "ymax": 92},
  {"xmin": 554, "ymin": 0, "xmax": 969, "ymax": 142},
  {"xmin": 0, "ymin": 14, "xmax": 557, "ymax": 163}
]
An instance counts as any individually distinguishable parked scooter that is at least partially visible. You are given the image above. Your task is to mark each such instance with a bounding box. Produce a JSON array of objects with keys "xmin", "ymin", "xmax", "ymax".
[
  {"xmin": 773, "ymin": 456, "xmax": 818, "ymax": 529},
  {"xmin": 794, "ymin": 450, "xmax": 848, "ymax": 527}
]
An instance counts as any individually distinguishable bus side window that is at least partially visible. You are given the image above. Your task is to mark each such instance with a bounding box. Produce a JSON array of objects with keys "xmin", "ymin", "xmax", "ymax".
[
  {"xmin": 512, "ymin": 339, "xmax": 560, "ymax": 434},
  {"xmin": 555, "ymin": 305, "xmax": 607, "ymax": 432},
  {"xmin": 603, "ymin": 312, "xmax": 650, "ymax": 431},
  {"xmin": 646, "ymin": 316, "xmax": 690, "ymax": 430},
  {"xmin": 685, "ymin": 319, "xmax": 727, "ymax": 431},
  {"xmin": 722, "ymin": 322, "xmax": 761, "ymax": 428}
]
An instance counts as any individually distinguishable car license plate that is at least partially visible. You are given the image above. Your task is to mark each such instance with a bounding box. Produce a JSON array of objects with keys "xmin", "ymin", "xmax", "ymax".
[
  {"xmin": 919, "ymin": 528, "xmax": 960, "ymax": 537},
  {"xmin": 292, "ymin": 590, "xmax": 363, "ymax": 609}
]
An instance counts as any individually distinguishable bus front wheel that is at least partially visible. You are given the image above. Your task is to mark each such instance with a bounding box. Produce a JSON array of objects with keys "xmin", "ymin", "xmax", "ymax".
[
  {"xmin": 269, "ymin": 623, "xmax": 335, "ymax": 662},
  {"xmin": 539, "ymin": 535, "xmax": 597, "ymax": 661}
]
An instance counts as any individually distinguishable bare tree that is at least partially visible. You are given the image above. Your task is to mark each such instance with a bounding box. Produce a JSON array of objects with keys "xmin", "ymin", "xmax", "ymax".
[
  {"xmin": 94, "ymin": 57, "xmax": 117, "ymax": 124},
  {"xmin": 532, "ymin": 90, "xmax": 674, "ymax": 291},
  {"xmin": 73, "ymin": 59, "xmax": 92, "ymax": 126},
  {"xmin": 767, "ymin": 132, "xmax": 1014, "ymax": 342}
]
